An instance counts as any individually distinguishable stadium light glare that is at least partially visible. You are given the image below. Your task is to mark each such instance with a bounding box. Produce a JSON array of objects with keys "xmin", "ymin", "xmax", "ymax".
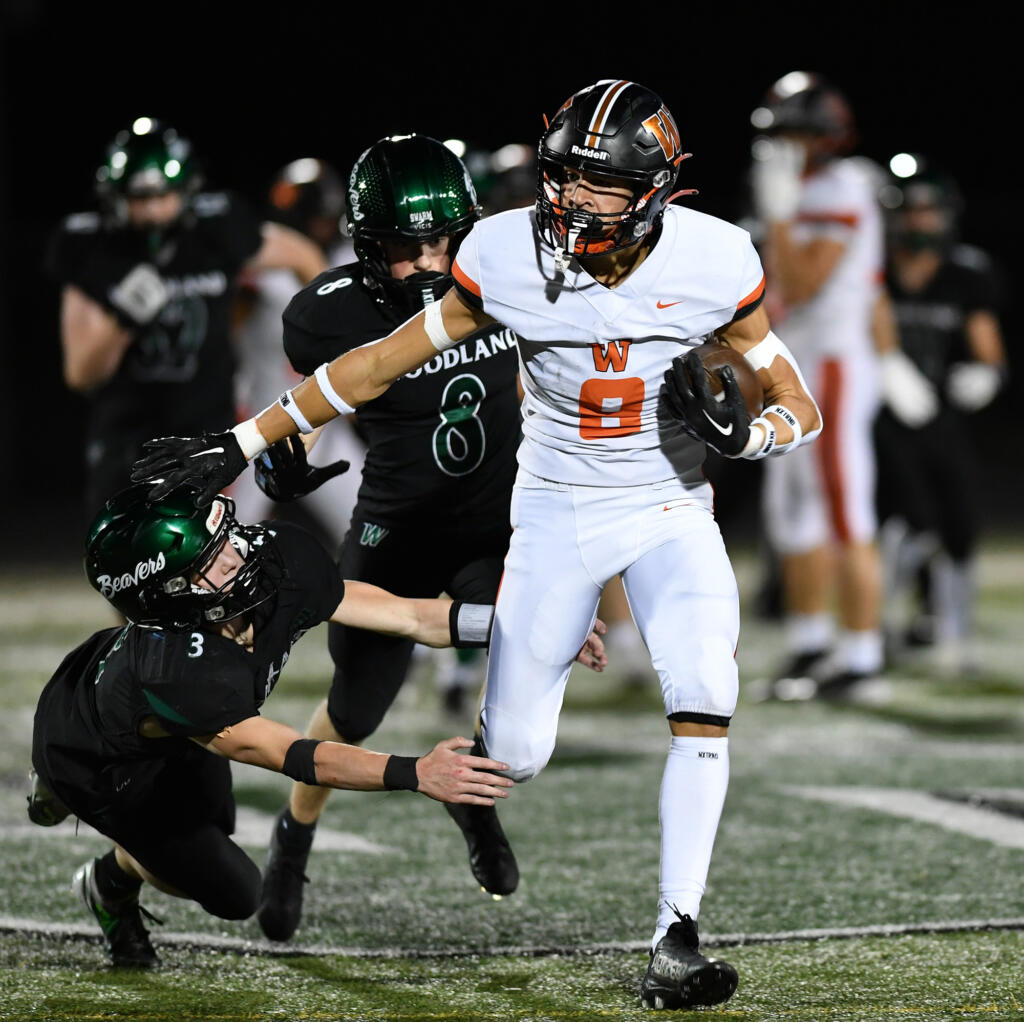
[{"xmin": 890, "ymin": 153, "xmax": 919, "ymax": 178}]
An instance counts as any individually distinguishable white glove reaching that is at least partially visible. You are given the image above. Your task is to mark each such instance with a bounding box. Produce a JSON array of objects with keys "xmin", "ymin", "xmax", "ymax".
[
  {"xmin": 879, "ymin": 350, "xmax": 939, "ymax": 428},
  {"xmin": 750, "ymin": 138, "xmax": 805, "ymax": 223},
  {"xmin": 108, "ymin": 263, "xmax": 169, "ymax": 327},
  {"xmin": 946, "ymin": 362, "xmax": 1003, "ymax": 412}
]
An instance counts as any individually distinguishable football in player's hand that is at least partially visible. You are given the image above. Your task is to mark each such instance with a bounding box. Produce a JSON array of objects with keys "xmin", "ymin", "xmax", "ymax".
[{"xmin": 690, "ymin": 340, "xmax": 764, "ymax": 418}]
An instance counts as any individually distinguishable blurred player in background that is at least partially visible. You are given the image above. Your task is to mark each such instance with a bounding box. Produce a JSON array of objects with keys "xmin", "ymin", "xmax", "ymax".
[
  {"xmin": 132, "ymin": 80, "xmax": 823, "ymax": 1010},
  {"xmin": 28, "ymin": 483, "xmax": 516, "ymax": 969},
  {"xmin": 249, "ymin": 134, "xmax": 525, "ymax": 943},
  {"xmin": 45, "ymin": 118, "xmax": 328, "ymax": 525},
  {"xmin": 230, "ymin": 157, "xmax": 366, "ymax": 549},
  {"xmin": 750, "ymin": 73, "xmax": 893, "ymax": 699},
  {"xmin": 874, "ymin": 154, "xmax": 1008, "ymax": 674}
]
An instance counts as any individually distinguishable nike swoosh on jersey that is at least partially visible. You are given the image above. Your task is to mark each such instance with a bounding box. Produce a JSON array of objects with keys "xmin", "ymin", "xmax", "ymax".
[
  {"xmin": 701, "ymin": 411, "xmax": 733, "ymax": 436},
  {"xmin": 190, "ymin": 447, "xmax": 225, "ymax": 458},
  {"xmin": 657, "ymin": 299, "xmax": 683, "ymax": 309}
]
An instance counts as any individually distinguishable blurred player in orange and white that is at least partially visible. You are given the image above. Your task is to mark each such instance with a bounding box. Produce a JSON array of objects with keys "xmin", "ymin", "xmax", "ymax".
[
  {"xmin": 750, "ymin": 72, "xmax": 901, "ymax": 699},
  {"xmin": 231, "ymin": 158, "xmax": 366, "ymax": 548},
  {"xmin": 131, "ymin": 79, "xmax": 822, "ymax": 1010}
]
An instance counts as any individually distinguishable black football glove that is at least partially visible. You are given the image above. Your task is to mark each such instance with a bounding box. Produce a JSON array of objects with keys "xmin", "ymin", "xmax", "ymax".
[
  {"xmin": 130, "ymin": 429, "xmax": 248, "ymax": 507},
  {"xmin": 254, "ymin": 435, "xmax": 350, "ymax": 502},
  {"xmin": 663, "ymin": 349, "xmax": 751, "ymax": 457}
]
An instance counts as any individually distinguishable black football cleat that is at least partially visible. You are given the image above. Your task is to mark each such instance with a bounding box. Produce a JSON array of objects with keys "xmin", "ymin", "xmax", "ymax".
[
  {"xmin": 640, "ymin": 912, "xmax": 738, "ymax": 1010},
  {"xmin": 257, "ymin": 810, "xmax": 312, "ymax": 941},
  {"xmin": 73, "ymin": 858, "xmax": 160, "ymax": 968},
  {"xmin": 444, "ymin": 802, "xmax": 519, "ymax": 896}
]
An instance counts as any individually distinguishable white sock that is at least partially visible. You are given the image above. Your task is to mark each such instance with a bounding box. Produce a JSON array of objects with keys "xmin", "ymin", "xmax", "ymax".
[
  {"xmin": 785, "ymin": 612, "xmax": 833, "ymax": 655},
  {"xmin": 837, "ymin": 628, "xmax": 884, "ymax": 674},
  {"xmin": 653, "ymin": 735, "xmax": 729, "ymax": 949}
]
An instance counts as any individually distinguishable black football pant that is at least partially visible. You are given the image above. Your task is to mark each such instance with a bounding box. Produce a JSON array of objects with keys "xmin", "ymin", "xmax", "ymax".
[
  {"xmin": 874, "ymin": 407, "xmax": 978, "ymax": 563},
  {"xmin": 326, "ymin": 516, "xmax": 510, "ymax": 741},
  {"xmin": 50, "ymin": 744, "xmax": 260, "ymax": 921}
]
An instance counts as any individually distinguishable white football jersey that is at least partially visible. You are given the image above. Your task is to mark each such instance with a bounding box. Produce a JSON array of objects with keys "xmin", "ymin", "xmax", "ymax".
[
  {"xmin": 452, "ymin": 205, "xmax": 765, "ymax": 486},
  {"xmin": 779, "ymin": 158, "xmax": 884, "ymax": 362}
]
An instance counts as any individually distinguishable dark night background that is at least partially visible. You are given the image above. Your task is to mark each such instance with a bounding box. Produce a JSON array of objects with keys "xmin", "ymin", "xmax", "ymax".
[{"xmin": 1, "ymin": 4, "xmax": 1019, "ymax": 564}]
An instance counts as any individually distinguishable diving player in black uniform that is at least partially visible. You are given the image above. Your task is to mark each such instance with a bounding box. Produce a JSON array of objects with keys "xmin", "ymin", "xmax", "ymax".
[
  {"xmin": 875, "ymin": 156, "xmax": 1008, "ymax": 671},
  {"xmin": 45, "ymin": 117, "xmax": 327, "ymax": 520},
  {"xmin": 251, "ymin": 134, "xmax": 525, "ymax": 942},
  {"xmin": 28, "ymin": 483, "xmax": 523, "ymax": 969}
]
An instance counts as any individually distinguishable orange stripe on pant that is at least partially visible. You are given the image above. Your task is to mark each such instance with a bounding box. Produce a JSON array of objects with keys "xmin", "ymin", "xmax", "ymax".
[{"xmin": 816, "ymin": 358, "xmax": 851, "ymax": 543}]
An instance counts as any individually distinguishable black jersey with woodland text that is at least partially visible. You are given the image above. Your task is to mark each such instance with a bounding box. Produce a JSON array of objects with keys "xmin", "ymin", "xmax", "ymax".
[{"xmin": 283, "ymin": 264, "xmax": 520, "ymax": 524}]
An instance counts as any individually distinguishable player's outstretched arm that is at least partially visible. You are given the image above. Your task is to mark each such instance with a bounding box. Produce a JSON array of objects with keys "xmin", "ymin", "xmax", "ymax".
[
  {"xmin": 201, "ymin": 716, "xmax": 512, "ymax": 805},
  {"xmin": 132, "ymin": 288, "xmax": 490, "ymax": 505},
  {"xmin": 332, "ymin": 584, "xmax": 611, "ymax": 668},
  {"xmin": 329, "ymin": 580, "xmax": 462, "ymax": 649}
]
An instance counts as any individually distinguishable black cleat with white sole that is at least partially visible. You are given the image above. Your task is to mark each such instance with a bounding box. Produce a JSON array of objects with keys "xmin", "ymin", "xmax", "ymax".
[{"xmin": 640, "ymin": 912, "xmax": 738, "ymax": 1010}]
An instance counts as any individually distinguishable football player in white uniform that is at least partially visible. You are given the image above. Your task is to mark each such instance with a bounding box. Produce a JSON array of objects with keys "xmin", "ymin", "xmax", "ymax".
[
  {"xmin": 133, "ymin": 80, "xmax": 821, "ymax": 1010},
  {"xmin": 749, "ymin": 72, "xmax": 891, "ymax": 699}
]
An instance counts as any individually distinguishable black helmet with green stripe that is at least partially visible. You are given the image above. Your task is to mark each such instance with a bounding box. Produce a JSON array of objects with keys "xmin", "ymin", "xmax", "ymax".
[
  {"xmin": 84, "ymin": 484, "xmax": 279, "ymax": 630},
  {"xmin": 345, "ymin": 134, "xmax": 480, "ymax": 313}
]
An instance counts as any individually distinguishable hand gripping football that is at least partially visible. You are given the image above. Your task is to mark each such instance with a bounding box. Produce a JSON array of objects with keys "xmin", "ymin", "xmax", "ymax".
[{"xmin": 689, "ymin": 340, "xmax": 764, "ymax": 419}]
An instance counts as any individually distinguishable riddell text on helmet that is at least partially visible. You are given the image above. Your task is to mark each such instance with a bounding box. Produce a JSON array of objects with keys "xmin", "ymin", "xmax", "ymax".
[{"xmin": 570, "ymin": 145, "xmax": 609, "ymax": 160}]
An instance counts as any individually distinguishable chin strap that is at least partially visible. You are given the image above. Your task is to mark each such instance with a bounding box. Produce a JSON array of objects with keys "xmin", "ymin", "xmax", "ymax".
[{"xmin": 555, "ymin": 225, "xmax": 582, "ymax": 272}]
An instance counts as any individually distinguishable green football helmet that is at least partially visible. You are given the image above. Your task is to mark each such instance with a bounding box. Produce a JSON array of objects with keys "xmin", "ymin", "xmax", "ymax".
[
  {"xmin": 84, "ymin": 484, "xmax": 279, "ymax": 629},
  {"xmin": 95, "ymin": 117, "xmax": 201, "ymax": 227},
  {"xmin": 345, "ymin": 134, "xmax": 480, "ymax": 313},
  {"xmin": 879, "ymin": 153, "xmax": 963, "ymax": 253}
]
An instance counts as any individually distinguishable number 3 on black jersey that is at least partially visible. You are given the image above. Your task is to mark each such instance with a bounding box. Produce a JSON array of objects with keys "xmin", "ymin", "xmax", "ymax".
[{"xmin": 433, "ymin": 373, "xmax": 486, "ymax": 477}]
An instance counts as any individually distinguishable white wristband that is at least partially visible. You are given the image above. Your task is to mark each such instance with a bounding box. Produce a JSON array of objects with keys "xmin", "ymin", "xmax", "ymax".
[
  {"xmin": 314, "ymin": 363, "xmax": 357, "ymax": 416},
  {"xmin": 740, "ymin": 421, "xmax": 775, "ymax": 459},
  {"xmin": 763, "ymin": 404, "xmax": 803, "ymax": 447},
  {"xmin": 423, "ymin": 300, "xmax": 457, "ymax": 351},
  {"xmin": 230, "ymin": 419, "xmax": 268, "ymax": 460},
  {"xmin": 277, "ymin": 390, "xmax": 314, "ymax": 434}
]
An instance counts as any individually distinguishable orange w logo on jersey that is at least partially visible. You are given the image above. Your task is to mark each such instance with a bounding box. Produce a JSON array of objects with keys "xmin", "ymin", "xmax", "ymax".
[
  {"xmin": 642, "ymin": 106, "xmax": 681, "ymax": 161},
  {"xmin": 591, "ymin": 340, "xmax": 631, "ymax": 372}
]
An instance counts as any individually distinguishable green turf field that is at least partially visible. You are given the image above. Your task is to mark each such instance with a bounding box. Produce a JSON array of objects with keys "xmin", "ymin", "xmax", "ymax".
[{"xmin": 1, "ymin": 540, "xmax": 1023, "ymax": 1021}]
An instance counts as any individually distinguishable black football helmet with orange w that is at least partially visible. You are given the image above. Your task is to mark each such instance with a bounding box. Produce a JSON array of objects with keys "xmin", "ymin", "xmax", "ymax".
[{"xmin": 536, "ymin": 80, "xmax": 689, "ymax": 263}]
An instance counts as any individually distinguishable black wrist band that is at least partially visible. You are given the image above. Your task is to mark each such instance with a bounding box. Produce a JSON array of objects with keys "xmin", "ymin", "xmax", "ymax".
[
  {"xmin": 383, "ymin": 755, "xmax": 419, "ymax": 791},
  {"xmin": 450, "ymin": 600, "xmax": 494, "ymax": 648},
  {"xmin": 282, "ymin": 738, "xmax": 322, "ymax": 785}
]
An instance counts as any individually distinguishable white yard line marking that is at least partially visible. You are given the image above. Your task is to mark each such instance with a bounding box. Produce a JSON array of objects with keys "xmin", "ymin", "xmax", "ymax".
[
  {"xmin": 787, "ymin": 785, "xmax": 1024, "ymax": 849},
  {"xmin": 2, "ymin": 914, "xmax": 1022, "ymax": 958}
]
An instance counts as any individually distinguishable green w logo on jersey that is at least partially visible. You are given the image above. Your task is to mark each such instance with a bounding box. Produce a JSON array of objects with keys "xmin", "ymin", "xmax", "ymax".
[{"xmin": 359, "ymin": 523, "xmax": 390, "ymax": 548}]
